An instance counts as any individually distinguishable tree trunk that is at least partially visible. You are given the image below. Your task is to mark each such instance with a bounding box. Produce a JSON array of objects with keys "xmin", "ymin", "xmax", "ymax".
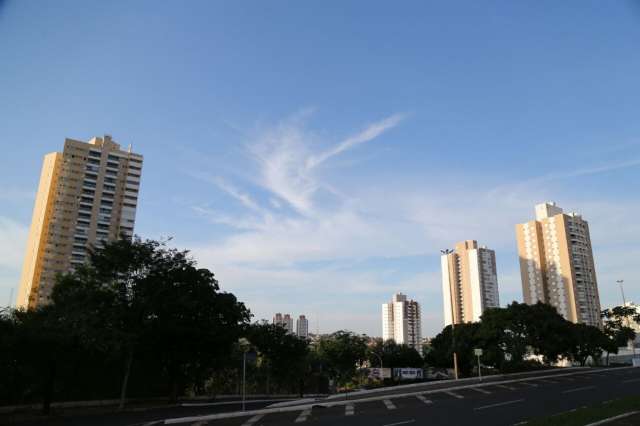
[
  {"xmin": 119, "ymin": 351, "xmax": 134, "ymax": 410},
  {"xmin": 42, "ymin": 359, "xmax": 56, "ymax": 415}
]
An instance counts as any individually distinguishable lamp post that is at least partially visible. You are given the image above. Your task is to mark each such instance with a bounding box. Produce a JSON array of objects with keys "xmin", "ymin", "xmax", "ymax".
[
  {"xmin": 617, "ymin": 280, "xmax": 627, "ymax": 306},
  {"xmin": 238, "ymin": 338, "xmax": 251, "ymax": 411},
  {"xmin": 441, "ymin": 248, "xmax": 459, "ymax": 380},
  {"xmin": 617, "ymin": 280, "xmax": 637, "ymax": 363}
]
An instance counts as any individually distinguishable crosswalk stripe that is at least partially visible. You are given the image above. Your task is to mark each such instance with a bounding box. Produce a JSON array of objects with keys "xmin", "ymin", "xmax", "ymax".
[
  {"xmin": 241, "ymin": 414, "xmax": 264, "ymax": 426},
  {"xmin": 444, "ymin": 390, "xmax": 464, "ymax": 399},
  {"xmin": 416, "ymin": 394, "xmax": 433, "ymax": 404},
  {"xmin": 345, "ymin": 404, "xmax": 354, "ymax": 416},
  {"xmin": 471, "ymin": 387, "xmax": 491, "ymax": 394},
  {"xmin": 295, "ymin": 409, "xmax": 311, "ymax": 423},
  {"xmin": 383, "ymin": 399, "xmax": 397, "ymax": 410},
  {"xmin": 495, "ymin": 384, "xmax": 516, "ymax": 390}
]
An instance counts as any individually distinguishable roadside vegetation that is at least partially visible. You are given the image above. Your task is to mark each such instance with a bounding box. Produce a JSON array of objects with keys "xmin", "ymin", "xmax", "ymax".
[
  {"xmin": 525, "ymin": 395, "xmax": 640, "ymax": 426},
  {"xmin": 1, "ymin": 236, "xmax": 638, "ymax": 413}
]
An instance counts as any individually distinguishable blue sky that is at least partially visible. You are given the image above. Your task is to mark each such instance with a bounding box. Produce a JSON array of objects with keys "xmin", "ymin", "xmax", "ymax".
[{"xmin": 1, "ymin": 1, "xmax": 640, "ymax": 337}]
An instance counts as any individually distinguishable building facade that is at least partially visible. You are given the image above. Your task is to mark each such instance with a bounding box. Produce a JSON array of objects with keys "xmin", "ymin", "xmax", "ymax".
[
  {"xmin": 441, "ymin": 240, "xmax": 500, "ymax": 326},
  {"xmin": 516, "ymin": 202, "xmax": 602, "ymax": 327},
  {"xmin": 381, "ymin": 293, "xmax": 422, "ymax": 353},
  {"xmin": 273, "ymin": 313, "xmax": 294, "ymax": 334},
  {"xmin": 16, "ymin": 135, "xmax": 143, "ymax": 309},
  {"xmin": 296, "ymin": 315, "xmax": 309, "ymax": 338}
]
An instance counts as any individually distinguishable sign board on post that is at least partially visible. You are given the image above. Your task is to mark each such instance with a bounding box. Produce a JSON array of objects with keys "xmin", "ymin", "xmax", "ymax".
[
  {"xmin": 368, "ymin": 368, "xmax": 391, "ymax": 379},
  {"xmin": 474, "ymin": 348, "xmax": 483, "ymax": 356},
  {"xmin": 393, "ymin": 368, "xmax": 424, "ymax": 380}
]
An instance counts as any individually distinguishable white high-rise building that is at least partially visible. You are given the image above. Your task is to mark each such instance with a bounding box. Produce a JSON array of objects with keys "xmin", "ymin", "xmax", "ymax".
[
  {"xmin": 273, "ymin": 313, "xmax": 294, "ymax": 334},
  {"xmin": 381, "ymin": 293, "xmax": 422, "ymax": 353},
  {"xmin": 441, "ymin": 240, "xmax": 500, "ymax": 326},
  {"xmin": 296, "ymin": 315, "xmax": 309, "ymax": 338}
]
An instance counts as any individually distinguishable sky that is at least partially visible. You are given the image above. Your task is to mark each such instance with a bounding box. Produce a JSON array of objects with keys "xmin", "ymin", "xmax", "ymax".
[{"xmin": 1, "ymin": 1, "xmax": 640, "ymax": 338}]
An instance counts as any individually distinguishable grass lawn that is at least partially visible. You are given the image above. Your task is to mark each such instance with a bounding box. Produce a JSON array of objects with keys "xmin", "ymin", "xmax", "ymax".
[{"xmin": 525, "ymin": 395, "xmax": 640, "ymax": 425}]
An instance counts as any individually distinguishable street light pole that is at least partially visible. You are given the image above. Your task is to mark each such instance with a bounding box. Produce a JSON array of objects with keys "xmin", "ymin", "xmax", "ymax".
[
  {"xmin": 242, "ymin": 350, "xmax": 247, "ymax": 411},
  {"xmin": 442, "ymin": 248, "xmax": 459, "ymax": 380},
  {"xmin": 617, "ymin": 280, "xmax": 627, "ymax": 306},
  {"xmin": 617, "ymin": 280, "xmax": 637, "ymax": 364}
]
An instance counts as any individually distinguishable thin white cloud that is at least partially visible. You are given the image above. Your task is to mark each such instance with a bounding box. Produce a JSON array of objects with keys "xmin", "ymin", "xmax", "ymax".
[
  {"xmin": 306, "ymin": 113, "xmax": 405, "ymax": 169},
  {"xmin": 182, "ymin": 113, "xmax": 640, "ymax": 337}
]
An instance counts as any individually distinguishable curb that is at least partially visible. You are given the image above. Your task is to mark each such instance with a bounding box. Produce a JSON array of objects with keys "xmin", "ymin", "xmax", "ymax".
[
  {"xmin": 163, "ymin": 366, "xmax": 635, "ymax": 424},
  {"xmin": 584, "ymin": 410, "xmax": 640, "ymax": 426}
]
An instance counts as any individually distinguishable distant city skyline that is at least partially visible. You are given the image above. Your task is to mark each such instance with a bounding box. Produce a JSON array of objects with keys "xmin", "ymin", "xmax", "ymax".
[{"xmin": 1, "ymin": 1, "xmax": 639, "ymax": 337}]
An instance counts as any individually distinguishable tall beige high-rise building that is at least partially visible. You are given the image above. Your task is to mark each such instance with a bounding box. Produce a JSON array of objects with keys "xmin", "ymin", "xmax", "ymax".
[
  {"xmin": 16, "ymin": 135, "xmax": 143, "ymax": 309},
  {"xmin": 516, "ymin": 202, "xmax": 602, "ymax": 327},
  {"xmin": 441, "ymin": 240, "xmax": 500, "ymax": 326},
  {"xmin": 382, "ymin": 293, "xmax": 422, "ymax": 353}
]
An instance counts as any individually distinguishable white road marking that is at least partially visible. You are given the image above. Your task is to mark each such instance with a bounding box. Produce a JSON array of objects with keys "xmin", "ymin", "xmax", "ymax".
[
  {"xmin": 583, "ymin": 411, "xmax": 640, "ymax": 426},
  {"xmin": 295, "ymin": 409, "xmax": 311, "ymax": 423},
  {"xmin": 444, "ymin": 390, "xmax": 464, "ymax": 399},
  {"xmin": 538, "ymin": 379, "xmax": 558, "ymax": 384},
  {"xmin": 345, "ymin": 404, "xmax": 354, "ymax": 416},
  {"xmin": 562, "ymin": 377, "xmax": 575, "ymax": 381},
  {"xmin": 520, "ymin": 382, "xmax": 538, "ymax": 387},
  {"xmin": 241, "ymin": 414, "xmax": 264, "ymax": 426},
  {"xmin": 382, "ymin": 420, "xmax": 415, "ymax": 426},
  {"xmin": 383, "ymin": 399, "xmax": 397, "ymax": 410},
  {"xmin": 562, "ymin": 385, "xmax": 596, "ymax": 394},
  {"xmin": 513, "ymin": 422, "xmax": 528, "ymax": 425},
  {"xmin": 495, "ymin": 384, "xmax": 516, "ymax": 390},
  {"xmin": 622, "ymin": 378, "xmax": 640, "ymax": 384},
  {"xmin": 475, "ymin": 399, "xmax": 525, "ymax": 411},
  {"xmin": 471, "ymin": 387, "xmax": 492, "ymax": 394},
  {"xmin": 416, "ymin": 394, "xmax": 433, "ymax": 404}
]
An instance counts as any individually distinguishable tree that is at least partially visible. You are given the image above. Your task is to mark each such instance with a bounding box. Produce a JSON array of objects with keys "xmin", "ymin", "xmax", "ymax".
[
  {"xmin": 367, "ymin": 339, "xmax": 423, "ymax": 369},
  {"xmin": 51, "ymin": 236, "xmax": 250, "ymax": 407},
  {"xmin": 425, "ymin": 322, "xmax": 480, "ymax": 376},
  {"xmin": 247, "ymin": 322, "xmax": 310, "ymax": 395},
  {"xmin": 601, "ymin": 306, "xmax": 637, "ymax": 365},
  {"xmin": 566, "ymin": 323, "xmax": 608, "ymax": 366},
  {"xmin": 317, "ymin": 331, "xmax": 367, "ymax": 388}
]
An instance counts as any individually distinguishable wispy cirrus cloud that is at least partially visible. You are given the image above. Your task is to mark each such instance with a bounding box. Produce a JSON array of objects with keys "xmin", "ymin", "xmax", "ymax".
[{"xmin": 181, "ymin": 111, "xmax": 640, "ymax": 336}]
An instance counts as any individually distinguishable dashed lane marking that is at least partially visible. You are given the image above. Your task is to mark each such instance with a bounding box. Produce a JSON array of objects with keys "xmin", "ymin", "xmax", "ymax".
[
  {"xmin": 295, "ymin": 409, "xmax": 311, "ymax": 423},
  {"xmin": 415, "ymin": 394, "xmax": 433, "ymax": 404},
  {"xmin": 345, "ymin": 404, "xmax": 354, "ymax": 416},
  {"xmin": 622, "ymin": 378, "xmax": 640, "ymax": 384},
  {"xmin": 382, "ymin": 420, "xmax": 415, "ymax": 426},
  {"xmin": 474, "ymin": 399, "xmax": 525, "ymax": 411},
  {"xmin": 383, "ymin": 399, "xmax": 397, "ymax": 410},
  {"xmin": 495, "ymin": 384, "xmax": 516, "ymax": 390},
  {"xmin": 471, "ymin": 387, "xmax": 492, "ymax": 394},
  {"xmin": 538, "ymin": 379, "xmax": 559, "ymax": 384},
  {"xmin": 444, "ymin": 390, "xmax": 464, "ymax": 399},
  {"xmin": 562, "ymin": 385, "xmax": 596, "ymax": 394},
  {"xmin": 241, "ymin": 414, "xmax": 264, "ymax": 426},
  {"xmin": 520, "ymin": 382, "xmax": 538, "ymax": 387}
]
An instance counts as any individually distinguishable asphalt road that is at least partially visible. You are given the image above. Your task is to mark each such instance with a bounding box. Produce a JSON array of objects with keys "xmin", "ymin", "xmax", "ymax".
[
  {"xmin": 1, "ymin": 398, "xmax": 294, "ymax": 426},
  {"xmin": 169, "ymin": 367, "xmax": 640, "ymax": 426}
]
